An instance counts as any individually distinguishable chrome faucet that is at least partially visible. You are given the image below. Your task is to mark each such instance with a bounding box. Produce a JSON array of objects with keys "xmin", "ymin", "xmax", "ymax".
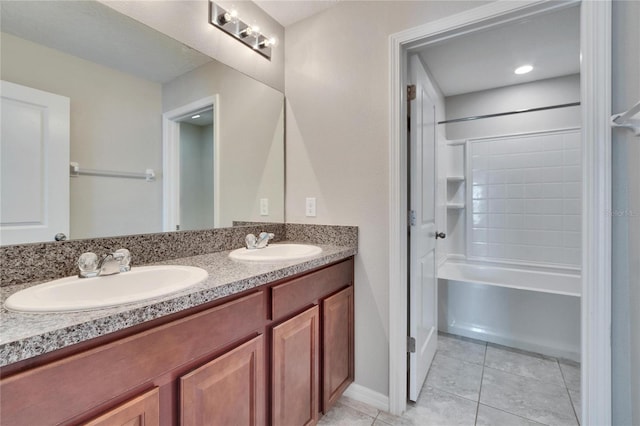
[
  {"xmin": 78, "ymin": 248, "xmax": 131, "ymax": 278},
  {"xmin": 245, "ymin": 232, "xmax": 274, "ymax": 249}
]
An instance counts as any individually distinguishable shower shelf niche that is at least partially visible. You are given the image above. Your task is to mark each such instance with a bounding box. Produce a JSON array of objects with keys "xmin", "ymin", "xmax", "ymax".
[{"xmin": 444, "ymin": 140, "xmax": 467, "ymax": 258}]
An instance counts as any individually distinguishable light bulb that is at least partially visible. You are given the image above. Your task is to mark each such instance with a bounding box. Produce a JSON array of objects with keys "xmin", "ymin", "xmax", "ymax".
[
  {"xmin": 259, "ymin": 37, "xmax": 278, "ymax": 49},
  {"xmin": 218, "ymin": 12, "xmax": 231, "ymax": 25},
  {"xmin": 239, "ymin": 26, "xmax": 253, "ymax": 38}
]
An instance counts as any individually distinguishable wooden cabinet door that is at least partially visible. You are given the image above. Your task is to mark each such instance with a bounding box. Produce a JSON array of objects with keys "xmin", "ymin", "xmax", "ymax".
[
  {"xmin": 180, "ymin": 335, "xmax": 265, "ymax": 426},
  {"xmin": 83, "ymin": 387, "xmax": 160, "ymax": 426},
  {"xmin": 322, "ymin": 286, "xmax": 354, "ymax": 412},
  {"xmin": 272, "ymin": 306, "xmax": 320, "ymax": 426}
]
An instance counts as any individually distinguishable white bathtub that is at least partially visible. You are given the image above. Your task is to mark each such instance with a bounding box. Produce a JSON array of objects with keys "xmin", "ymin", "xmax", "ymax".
[
  {"xmin": 437, "ymin": 260, "xmax": 581, "ymax": 361},
  {"xmin": 438, "ymin": 260, "xmax": 581, "ymax": 297}
]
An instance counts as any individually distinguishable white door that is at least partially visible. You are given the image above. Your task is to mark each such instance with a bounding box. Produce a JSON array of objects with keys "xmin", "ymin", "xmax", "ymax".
[
  {"xmin": 0, "ymin": 81, "xmax": 70, "ymax": 245},
  {"xmin": 408, "ymin": 56, "xmax": 439, "ymax": 401}
]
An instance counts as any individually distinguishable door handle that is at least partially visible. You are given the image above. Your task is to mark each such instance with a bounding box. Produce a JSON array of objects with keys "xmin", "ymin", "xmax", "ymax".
[{"xmin": 435, "ymin": 232, "xmax": 446, "ymax": 239}]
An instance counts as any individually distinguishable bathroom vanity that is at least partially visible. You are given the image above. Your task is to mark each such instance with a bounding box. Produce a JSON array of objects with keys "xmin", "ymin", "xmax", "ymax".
[{"xmin": 0, "ymin": 242, "xmax": 355, "ymax": 426}]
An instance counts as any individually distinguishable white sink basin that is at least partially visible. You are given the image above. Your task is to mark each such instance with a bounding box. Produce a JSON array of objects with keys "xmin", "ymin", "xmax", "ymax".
[
  {"xmin": 229, "ymin": 244, "xmax": 322, "ymax": 262},
  {"xmin": 4, "ymin": 265, "xmax": 208, "ymax": 313}
]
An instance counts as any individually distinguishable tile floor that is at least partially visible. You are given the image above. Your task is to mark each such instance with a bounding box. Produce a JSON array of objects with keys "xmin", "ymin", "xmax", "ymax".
[{"xmin": 319, "ymin": 333, "xmax": 581, "ymax": 426}]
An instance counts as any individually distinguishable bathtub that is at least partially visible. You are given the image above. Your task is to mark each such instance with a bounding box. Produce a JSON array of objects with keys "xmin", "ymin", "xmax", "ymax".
[
  {"xmin": 438, "ymin": 260, "xmax": 581, "ymax": 297},
  {"xmin": 437, "ymin": 260, "xmax": 581, "ymax": 361}
]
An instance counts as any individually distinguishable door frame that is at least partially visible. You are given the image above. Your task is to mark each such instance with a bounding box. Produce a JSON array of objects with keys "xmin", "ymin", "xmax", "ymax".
[
  {"xmin": 162, "ymin": 95, "xmax": 220, "ymax": 231},
  {"xmin": 388, "ymin": 1, "xmax": 611, "ymax": 423}
]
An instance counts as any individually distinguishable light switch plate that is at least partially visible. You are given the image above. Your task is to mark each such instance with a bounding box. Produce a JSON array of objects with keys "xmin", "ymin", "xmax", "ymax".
[
  {"xmin": 305, "ymin": 197, "xmax": 316, "ymax": 217},
  {"xmin": 260, "ymin": 198, "xmax": 269, "ymax": 216}
]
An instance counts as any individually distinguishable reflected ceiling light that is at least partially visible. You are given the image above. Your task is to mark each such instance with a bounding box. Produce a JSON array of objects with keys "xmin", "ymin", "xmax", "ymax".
[
  {"xmin": 209, "ymin": 1, "xmax": 275, "ymax": 60},
  {"xmin": 514, "ymin": 65, "xmax": 533, "ymax": 75},
  {"xmin": 191, "ymin": 114, "xmax": 201, "ymax": 119}
]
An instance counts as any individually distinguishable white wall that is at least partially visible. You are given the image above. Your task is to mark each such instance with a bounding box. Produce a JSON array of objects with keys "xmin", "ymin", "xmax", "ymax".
[
  {"xmin": 611, "ymin": 0, "xmax": 640, "ymax": 424},
  {"xmin": 1, "ymin": 32, "xmax": 163, "ymax": 239},
  {"xmin": 445, "ymin": 74, "xmax": 581, "ymax": 140},
  {"xmin": 284, "ymin": 0, "xmax": 488, "ymax": 398},
  {"xmin": 101, "ymin": 0, "xmax": 285, "ymax": 92},
  {"xmin": 163, "ymin": 60, "xmax": 285, "ymax": 227}
]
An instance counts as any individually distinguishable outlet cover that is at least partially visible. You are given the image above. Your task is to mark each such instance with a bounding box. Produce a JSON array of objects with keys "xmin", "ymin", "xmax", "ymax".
[
  {"xmin": 305, "ymin": 197, "xmax": 316, "ymax": 217},
  {"xmin": 260, "ymin": 198, "xmax": 269, "ymax": 216}
]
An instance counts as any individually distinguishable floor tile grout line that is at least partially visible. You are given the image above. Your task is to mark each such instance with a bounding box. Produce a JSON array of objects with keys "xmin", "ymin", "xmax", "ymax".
[
  {"xmin": 434, "ymin": 350, "xmax": 485, "ymax": 367},
  {"xmin": 481, "ymin": 363, "xmax": 569, "ymax": 389},
  {"xmin": 474, "ymin": 341, "xmax": 488, "ymax": 425},
  {"xmin": 476, "ymin": 402, "xmax": 550, "ymax": 426},
  {"xmin": 423, "ymin": 381, "xmax": 482, "ymax": 405},
  {"xmin": 558, "ymin": 361, "xmax": 581, "ymax": 425}
]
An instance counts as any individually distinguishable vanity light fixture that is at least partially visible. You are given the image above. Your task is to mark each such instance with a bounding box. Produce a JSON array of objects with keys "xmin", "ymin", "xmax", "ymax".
[
  {"xmin": 191, "ymin": 114, "xmax": 201, "ymax": 119},
  {"xmin": 514, "ymin": 64, "xmax": 533, "ymax": 75},
  {"xmin": 209, "ymin": 1, "xmax": 275, "ymax": 60}
]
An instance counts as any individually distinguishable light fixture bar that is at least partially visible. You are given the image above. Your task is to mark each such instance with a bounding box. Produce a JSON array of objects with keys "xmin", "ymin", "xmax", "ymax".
[{"xmin": 208, "ymin": 1, "xmax": 273, "ymax": 60}]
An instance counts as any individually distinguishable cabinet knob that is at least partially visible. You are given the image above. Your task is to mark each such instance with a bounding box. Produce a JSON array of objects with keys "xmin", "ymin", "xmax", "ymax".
[{"xmin": 435, "ymin": 232, "xmax": 446, "ymax": 240}]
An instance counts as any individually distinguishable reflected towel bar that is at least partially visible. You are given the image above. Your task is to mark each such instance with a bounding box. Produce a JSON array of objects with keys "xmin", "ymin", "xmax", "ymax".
[
  {"xmin": 437, "ymin": 102, "xmax": 581, "ymax": 124},
  {"xmin": 611, "ymin": 100, "xmax": 640, "ymax": 136},
  {"xmin": 70, "ymin": 162, "xmax": 155, "ymax": 182}
]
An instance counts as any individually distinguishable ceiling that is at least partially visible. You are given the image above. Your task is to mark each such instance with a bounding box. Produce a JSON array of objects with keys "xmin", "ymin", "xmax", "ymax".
[
  {"xmin": 252, "ymin": 1, "xmax": 579, "ymax": 97},
  {"xmin": 253, "ymin": 0, "xmax": 340, "ymax": 27},
  {"xmin": 416, "ymin": 5, "xmax": 580, "ymax": 97},
  {"xmin": 0, "ymin": 1, "xmax": 212, "ymax": 84}
]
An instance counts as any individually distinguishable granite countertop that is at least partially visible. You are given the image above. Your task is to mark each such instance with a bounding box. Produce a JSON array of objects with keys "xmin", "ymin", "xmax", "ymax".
[{"xmin": 0, "ymin": 242, "xmax": 356, "ymax": 367}]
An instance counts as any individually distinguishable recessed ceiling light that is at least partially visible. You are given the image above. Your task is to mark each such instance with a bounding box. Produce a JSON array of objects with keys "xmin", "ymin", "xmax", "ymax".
[
  {"xmin": 191, "ymin": 114, "xmax": 201, "ymax": 119},
  {"xmin": 514, "ymin": 65, "xmax": 533, "ymax": 75}
]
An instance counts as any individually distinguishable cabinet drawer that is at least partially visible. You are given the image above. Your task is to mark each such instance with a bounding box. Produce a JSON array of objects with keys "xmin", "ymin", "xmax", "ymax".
[
  {"xmin": 0, "ymin": 291, "xmax": 266, "ymax": 426},
  {"xmin": 271, "ymin": 258, "xmax": 354, "ymax": 321}
]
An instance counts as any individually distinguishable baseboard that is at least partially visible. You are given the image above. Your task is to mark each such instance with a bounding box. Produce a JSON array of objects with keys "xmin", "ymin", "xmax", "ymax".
[
  {"xmin": 342, "ymin": 382, "xmax": 390, "ymax": 413},
  {"xmin": 440, "ymin": 323, "xmax": 580, "ymax": 362}
]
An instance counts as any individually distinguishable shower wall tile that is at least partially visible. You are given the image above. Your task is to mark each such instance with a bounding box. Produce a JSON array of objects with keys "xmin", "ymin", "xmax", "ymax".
[{"xmin": 469, "ymin": 129, "xmax": 581, "ymax": 268}]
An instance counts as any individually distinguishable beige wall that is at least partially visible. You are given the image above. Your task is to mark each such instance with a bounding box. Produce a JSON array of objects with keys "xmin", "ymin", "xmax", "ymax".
[
  {"xmin": 163, "ymin": 60, "xmax": 285, "ymax": 227},
  {"xmin": 101, "ymin": 0, "xmax": 285, "ymax": 92},
  {"xmin": 1, "ymin": 32, "xmax": 163, "ymax": 239},
  {"xmin": 284, "ymin": 1, "xmax": 487, "ymax": 397}
]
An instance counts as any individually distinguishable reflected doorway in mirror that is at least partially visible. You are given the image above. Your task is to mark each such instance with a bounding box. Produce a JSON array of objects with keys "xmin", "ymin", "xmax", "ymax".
[{"xmin": 163, "ymin": 96, "xmax": 219, "ymax": 232}]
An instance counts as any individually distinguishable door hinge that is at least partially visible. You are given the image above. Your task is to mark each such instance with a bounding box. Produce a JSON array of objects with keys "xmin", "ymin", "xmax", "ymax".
[
  {"xmin": 409, "ymin": 210, "xmax": 416, "ymax": 226},
  {"xmin": 407, "ymin": 336, "xmax": 416, "ymax": 353},
  {"xmin": 407, "ymin": 85, "xmax": 417, "ymax": 101}
]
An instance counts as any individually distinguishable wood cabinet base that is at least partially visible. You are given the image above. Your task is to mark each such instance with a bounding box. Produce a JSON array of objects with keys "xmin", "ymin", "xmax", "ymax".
[{"xmin": 1, "ymin": 258, "xmax": 354, "ymax": 426}]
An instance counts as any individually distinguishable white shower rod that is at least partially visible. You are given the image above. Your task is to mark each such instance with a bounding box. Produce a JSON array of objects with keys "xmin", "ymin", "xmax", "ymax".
[
  {"xmin": 611, "ymin": 100, "xmax": 640, "ymax": 137},
  {"xmin": 437, "ymin": 102, "xmax": 581, "ymax": 125}
]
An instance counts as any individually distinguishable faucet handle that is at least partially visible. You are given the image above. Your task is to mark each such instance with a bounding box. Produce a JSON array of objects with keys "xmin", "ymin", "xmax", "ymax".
[
  {"xmin": 260, "ymin": 232, "xmax": 275, "ymax": 240},
  {"xmin": 78, "ymin": 252, "xmax": 99, "ymax": 278},
  {"xmin": 114, "ymin": 248, "xmax": 131, "ymax": 272},
  {"xmin": 245, "ymin": 234, "xmax": 257, "ymax": 249}
]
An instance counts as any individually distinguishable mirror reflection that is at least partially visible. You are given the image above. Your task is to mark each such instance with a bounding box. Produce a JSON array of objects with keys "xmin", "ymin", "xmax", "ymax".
[{"xmin": 0, "ymin": 0, "xmax": 284, "ymax": 246}]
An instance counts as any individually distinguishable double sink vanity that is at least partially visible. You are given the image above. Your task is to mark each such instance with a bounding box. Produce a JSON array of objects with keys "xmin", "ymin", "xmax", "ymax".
[{"xmin": 0, "ymin": 224, "xmax": 357, "ymax": 425}]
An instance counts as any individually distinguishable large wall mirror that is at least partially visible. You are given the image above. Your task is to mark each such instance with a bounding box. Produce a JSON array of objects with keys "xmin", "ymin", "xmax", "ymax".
[{"xmin": 0, "ymin": 0, "xmax": 284, "ymax": 245}]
